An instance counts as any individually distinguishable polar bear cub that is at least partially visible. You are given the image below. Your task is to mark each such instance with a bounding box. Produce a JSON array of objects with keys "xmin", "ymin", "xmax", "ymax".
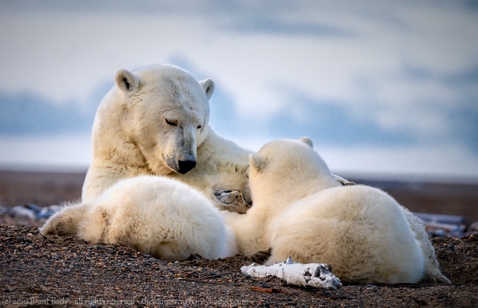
[
  {"xmin": 41, "ymin": 175, "xmax": 237, "ymax": 260},
  {"xmin": 225, "ymin": 137, "xmax": 449, "ymax": 284}
]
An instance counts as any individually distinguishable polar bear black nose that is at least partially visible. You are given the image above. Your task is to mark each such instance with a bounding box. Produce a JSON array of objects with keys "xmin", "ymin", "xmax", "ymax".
[{"xmin": 178, "ymin": 160, "xmax": 196, "ymax": 174}]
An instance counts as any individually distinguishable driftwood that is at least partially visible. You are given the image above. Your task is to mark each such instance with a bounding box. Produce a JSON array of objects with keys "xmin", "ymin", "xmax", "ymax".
[
  {"xmin": 413, "ymin": 212, "xmax": 467, "ymax": 225},
  {"xmin": 413, "ymin": 212, "xmax": 467, "ymax": 237},
  {"xmin": 241, "ymin": 257, "xmax": 342, "ymax": 290}
]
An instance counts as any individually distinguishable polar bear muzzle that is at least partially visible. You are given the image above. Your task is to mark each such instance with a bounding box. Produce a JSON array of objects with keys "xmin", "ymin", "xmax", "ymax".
[
  {"xmin": 164, "ymin": 152, "xmax": 197, "ymax": 175},
  {"xmin": 178, "ymin": 159, "xmax": 196, "ymax": 174}
]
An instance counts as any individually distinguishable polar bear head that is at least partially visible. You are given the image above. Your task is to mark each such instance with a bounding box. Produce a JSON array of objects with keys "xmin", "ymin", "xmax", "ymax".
[
  {"xmin": 109, "ymin": 64, "xmax": 214, "ymax": 175},
  {"xmin": 247, "ymin": 137, "xmax": 338, "ymax": 203}
]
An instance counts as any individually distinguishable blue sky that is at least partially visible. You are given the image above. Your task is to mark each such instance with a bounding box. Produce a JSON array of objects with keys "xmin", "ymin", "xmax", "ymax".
[{"xmin": 0, "ymin": 0, "xmax": 477, "ymax": 181}]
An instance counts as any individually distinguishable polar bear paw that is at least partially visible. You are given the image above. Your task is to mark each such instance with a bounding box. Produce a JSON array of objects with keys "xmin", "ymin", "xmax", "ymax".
[
  {"xmin": 250, "ymin": 248, "xmax": 272, "ymax": 264},
  {"xmin": 214, "ymin": 190, "xmax": 241, "ymax": 204},
  {"xmin": 214, "ymin": 189, "xmax": 252, "ymax": 214}
]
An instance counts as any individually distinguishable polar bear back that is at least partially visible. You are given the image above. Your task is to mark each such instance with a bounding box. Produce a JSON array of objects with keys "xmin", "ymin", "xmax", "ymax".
[
  {"xmin": 268, "ymin": 185, "xmax": 425, "ymax": 284},
  {"xmin": 78, "ymin": 176, "xmax": 233, "ymax": 260}
]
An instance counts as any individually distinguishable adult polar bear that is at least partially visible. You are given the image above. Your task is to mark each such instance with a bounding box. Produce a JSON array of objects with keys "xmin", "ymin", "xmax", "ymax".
[{"xmin": 82, "ymin": 64, "xmax": 252, "ymax": 213}]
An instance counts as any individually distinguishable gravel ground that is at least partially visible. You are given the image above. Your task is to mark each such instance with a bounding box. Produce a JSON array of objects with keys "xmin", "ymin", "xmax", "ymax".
[
  {"xmin": 1, "ymin": 171, "xmax": 477, "ymax": 307},
  {"xmin": 1, "ymin": 223, "xmax": 477, "ymax": 307}
]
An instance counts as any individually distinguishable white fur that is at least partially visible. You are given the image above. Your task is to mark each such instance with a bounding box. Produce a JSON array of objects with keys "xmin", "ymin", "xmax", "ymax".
[
  {"xmin": 267, "ymin": 185, "xmax": 424, "ymax": 284},
  {"xmin": 225, "ymin": 138, "xmax": 449, "ymax": 284},
  {"xmin": 82, "ymin": 64, "xmax": 252, "ymax": 213},
  {"xmin": 41, "ymin": 175, "xmax": 237, "ymax": 260}
]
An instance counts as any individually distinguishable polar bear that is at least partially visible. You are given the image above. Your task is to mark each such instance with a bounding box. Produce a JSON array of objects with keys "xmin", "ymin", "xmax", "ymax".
[
  {"xmin": 41, "ymin": 175, "xmax": 237, "ymax": 260},
  {"xmin": 82, "ymin": 64, "xmax": 252, "ymax": 213},
  {"xmin": 224, "ymin": 138, "xmax": 450, "ymax": 284}
]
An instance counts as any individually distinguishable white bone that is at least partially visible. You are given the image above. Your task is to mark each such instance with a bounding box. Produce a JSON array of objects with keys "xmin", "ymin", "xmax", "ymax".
[{"xmin": 241, "ymin": 257, "xmax": 342, "ymax": 289}]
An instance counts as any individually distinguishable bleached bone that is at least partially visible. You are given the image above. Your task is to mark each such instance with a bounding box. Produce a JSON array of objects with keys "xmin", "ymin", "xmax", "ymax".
[{"xmin": 241, "ymin": 257, "xmax": 342, "ymax": 290}]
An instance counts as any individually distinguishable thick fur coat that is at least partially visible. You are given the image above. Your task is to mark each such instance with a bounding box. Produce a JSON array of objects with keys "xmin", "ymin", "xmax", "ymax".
[
  {"xmin": 82, "ymin": 64, "xmax": 251, "ymax": 213},
  {"xmin": 224, "ymin": 138, "xmax": 449, "ymax": 284},
  {"xmin": 42, "ymin": 175, "xmax": 237, "ymax": 260}
]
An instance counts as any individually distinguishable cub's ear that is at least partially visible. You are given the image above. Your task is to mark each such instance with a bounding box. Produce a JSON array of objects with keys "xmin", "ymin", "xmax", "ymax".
[
  {"xmin": 199, "ymin": 78, "xmax": 215, "ymax": 100},
  {"xmin": 299, "ymin": 137, "xmax": 313, "ymax": 149},
  {"xmin": 115, "ymin": 69, "xmax": 141, "ymax": 92},
  {"xmin": 249, "ymin": 154, "xmax": 268, "ymax": 172}
]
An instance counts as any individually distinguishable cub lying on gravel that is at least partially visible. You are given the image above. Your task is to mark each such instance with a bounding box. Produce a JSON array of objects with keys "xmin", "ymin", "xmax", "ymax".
[
  {"xmin": 41, "ymin": 175, "xmax": 237, "ymax": 260},
  {"xmin": 223, "ymin": 137, "xmax": 450, "ymax": 284}
]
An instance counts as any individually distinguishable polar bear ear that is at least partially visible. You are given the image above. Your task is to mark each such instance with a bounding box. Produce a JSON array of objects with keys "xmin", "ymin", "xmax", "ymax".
[
  {"xmin": 115, "ymin": 69, "xmax": 141, "ymax": 92},
  {"xmin": 249, "ymin": 154, "xmax": 268, "ymax": 172},
  {"xmin": 199, "ymin": 78, "xmax": 215, "ymax": 100},
  {"xmin": 299, "ymin": 137, "xmax": 313, "ymax": 149}
]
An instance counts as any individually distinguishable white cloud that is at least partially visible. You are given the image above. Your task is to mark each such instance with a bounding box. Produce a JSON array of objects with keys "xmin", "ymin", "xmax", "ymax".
[
  {"xmin": 0, "ymin": 11, "xmax": 214, "ymax": 105},
  {"xmin": 0, "ymin": 135, "xmax": 91, "ymax": 171},
  {"xmin": 2, "ymin": 2, "xmax": 476, "ymax": 110},
  {"xmin": 0, "ymin": 1, "xmax": 477, "ymax": 177},
  {"xmin": 400, "ymin": 4, "xmax": 478, "ymax": 71},
  {"xmin": 221, "ymin": 134, "xmax": 478, "ymax": 182},
  {"xmin": 1, "ymin": 133, "xmax": 476, "ymax": 182},
  {"xmin": 320, "ymin": 143, "xmax": 478, "ymax": 182}
]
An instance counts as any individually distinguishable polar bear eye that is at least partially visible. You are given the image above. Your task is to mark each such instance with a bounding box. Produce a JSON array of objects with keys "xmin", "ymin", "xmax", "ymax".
[
  {"xmin": 197, "ymin": 125, "xmax": 202, "ymax": 130},
  {"xmin": 165, "ymin": 119, "xmax": 178, "ymax": 126}
]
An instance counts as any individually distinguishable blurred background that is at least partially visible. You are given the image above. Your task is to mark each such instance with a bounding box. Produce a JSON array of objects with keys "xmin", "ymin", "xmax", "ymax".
[{"xmin": 0, "ymin": 1, "xmax": 477, "ymax": 225}]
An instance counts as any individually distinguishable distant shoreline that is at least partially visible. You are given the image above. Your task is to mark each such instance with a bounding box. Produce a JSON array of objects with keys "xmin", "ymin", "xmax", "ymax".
[
  {"xmin": 1, "ymin": 169, "xmax": 477, "ymax": 222},
  {"xmin": 1, "ymin": 166, "xmax": 477, "ymax": 184}
]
